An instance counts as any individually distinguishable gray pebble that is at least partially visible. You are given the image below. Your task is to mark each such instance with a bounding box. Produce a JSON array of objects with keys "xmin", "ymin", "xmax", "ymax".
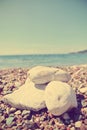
[
  {"xmin": 6, "ymin": 116, "xmax": 14, "ymax": 125},
  {"xmin": 62, "ymin": 113, "xmax": 70, "ymax": 120}
]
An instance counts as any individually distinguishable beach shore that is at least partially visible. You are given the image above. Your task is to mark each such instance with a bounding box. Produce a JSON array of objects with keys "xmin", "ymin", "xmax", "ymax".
[{"xmin": 0, "ymin": 65, "xmax": 87, "ymax": 130}]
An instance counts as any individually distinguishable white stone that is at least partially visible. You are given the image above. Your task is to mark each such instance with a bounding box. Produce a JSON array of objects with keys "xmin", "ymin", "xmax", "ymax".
[
  {"xmin": 75, "ymin": 121, "xmax": 82, "ymax": 128},
  {"xmin": 54, "ymin": 69, "xmax": 71, "ymax": 82},
  {"xmin": 79, "ymin": 87, "xmax": 87, "ymax": 93},
  {"xmin": 45, "ymin": 81, "xmax": 77, "ymax": 116},
  {"xmin": 28, "ymin": 66, "xmax": 57, "ymax": 84},
  {"xmin": 70, "ymin": 127, "xmax": 75, "ymax": 130},
  {"xmin": 3, "ymin": 78, "xmax": 46, "ymax": 111}
]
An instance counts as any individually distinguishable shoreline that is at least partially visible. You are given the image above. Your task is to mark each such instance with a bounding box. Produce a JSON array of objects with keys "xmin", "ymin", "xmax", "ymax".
[{"xmin": 0, "ymin": 65, "xmax": 87, "ymax": 129}]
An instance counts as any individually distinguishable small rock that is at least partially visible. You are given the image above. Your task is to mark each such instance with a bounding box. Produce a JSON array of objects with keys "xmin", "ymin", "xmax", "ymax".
[
  {"xmin": 9, "ymin": 114, "xmax": 14, "ymax": 117},
  {"xmin": 78, "ymin": 114, "xmax": 83, "ymax": 120},
  {"xmin": 62, "ymin": 113, "xmax": 70, "ymax": 120},
  {"xmin": 0, "ymin": 116, "xmax": 5, "ymax": 123},
  {"xmin": 75, "ymin": 121, "xmax": 82, "ymax": 128},
  {"xmin": 15, "ymin": 82, "xmax": 21, "ymax": 87},
  {"xmin": 64, "ymin": 119, "xmax": 70, "ymax": 125},
  {"xmin": 80, "ymin": 123, "xmax": 86, "ymax": 130},
  {"xmin": 49, "ymin": 127, "xmax": 53, "ymax": 130},
  {"xmin": 35, "ymin": 117, "xmax": 40, "ymax": 123},
  {"xmin": 7, "ymin": 90, "xmax": 13, "ymax": 94},
  {"xmin": 22, "ymin": 110, "xmax": 30, "ymax": 116},
  {"xmin": 70, "ymin": 127, "xmax": 75, "ymax": 130},
  {"xmin": 6, "ymin": 107, "xmax": 10, "ymax": 114},
  {"xmin": 40, "ymin": 116, "xmax": 45, "ymax": 121},
  {"xmin": 49, "ymin": 119, "xmax": 55, "ymax": 125},
  {"xmin": 81, "ymin": 108, "xmax": 87, "ymax": 114},
  {"xmin": 25, "ymin": 122, "xmax": 39, "ymax": 129},
  {"xmin": 81, "ymin": 100, "xmax": 87, "ymax": 107},
  {"xmin": 54, "ymin": 127, "xmax": 59, "ymax": 130},
  {"xmin": 10, "ymin": 107, "xmax": 16, "ymax": 113},
  {"xmin": 79, "ymin": 87, "xmax": 87, "ymax": 93},
  {"xmin": 10, "ymin": 121, "xmax": 17, "ymax": 127},
  {"xmin": 84, "ymin": 119, "xmax": 87, "ymax": 125},
  {"xmin": 40, "ymin": 124, "xmax": 44, "ymax": 129},
  {"xmin": 3, "ymin": 90, "xmax": 8, "ymax": 95},
  {"xmin": 6, "ymin": 117, "xmax": 14, "ymax": 125},
  {"xmin": 66, "ymin": 127, "xmax": 70, "ymax": 130},
  {"xmin": 23, "ymin": 114, "xmax": 31, "ymax": 120},
  {"xmin": 15, "ymin": 110, "xmax": 21, "ymax": 115},
  {"xmin": 60, "ymin": 125, "xmax": 66, "ymax": 130}
]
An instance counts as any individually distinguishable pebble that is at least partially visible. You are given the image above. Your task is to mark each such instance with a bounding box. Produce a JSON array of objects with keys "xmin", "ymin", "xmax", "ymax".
[
  {"xmin": 0, "ymin": 103, "xmax": 5, "ymax": 108},
  {"xmin": 81, "ymin": 108, "xmax": 87, "ymax": 115},
  {"xmin": 9, "ymin": 114, "xmax": 14, "ymax": 117},
  {"xmin": 22, "ymin": 110, "xmax": 30, "ymax": 116},
  {"xmin": 64, "ymin": 119, "xmax": 70, "ymax": 125},
  {"xmin": 40, "ymin": 115, "xmax": 45, "ymax": 121},
  {"xmin": 0, "ymin": 116, "xmax": 5, "ymax": 123},
  {"xmin": 70, "ymin": 127, "xmax": 75, "ymax": 130},
  {"xmin": 79, "ymin": 87, "xmax": 87, "ymax": 93},
  {"xmin": 40, "ymin": 124, "xmax": 44, "ymax": 129},
  {"xmin": 15, "ymin": 81, "xmax": 21, "ymax": 87},
  {"xmin": 62, "ymin": 113, "xmax": 70, "ymax": 120},
  {"xmin": 23, "ymin": 114, "xmax": 31, "ymax": 120},
  {"xmin": 25, "ymin": 122, "xmax": 39, "ymax": 129},
  {"xmin": 10, "ymin": 107, "xmax": 16, "ymax": 113},
  {"xmin": 6, "ymin": 107, "xmax": 10, "ymax": 114},
  {"xmin": 81, "ymin": 100, "xmax": 87, "ymax": 107},
  {"xmin": 84, "ymin": 119, "xmax": 87, "ymax": 125},
  {"xmin": 80, "ymin": 123, "xmax": 86, "ymax": 130},
  {"xmin": 6, "ymin": 90, "xmax": 12, "ymax": 94},
  {"xmin": 35, "ymin": 117, "xmax": 40, "ymax": 123},
  {"xmin": 15, "ymin": 110, "xmax": 21, "ymax": 115},
  {"xmin": 6, "ymin": 117, "xmax": 14, "ymax": 125},
  {"xmin": 75, "ymin": 121, "xmax": 82, "ymax": 128}
]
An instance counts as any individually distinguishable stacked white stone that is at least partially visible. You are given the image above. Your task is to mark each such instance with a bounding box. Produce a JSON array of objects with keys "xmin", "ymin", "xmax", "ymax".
[{"xmin": 3, "ymin": 66, "xmax": 77, "ymax": 116}]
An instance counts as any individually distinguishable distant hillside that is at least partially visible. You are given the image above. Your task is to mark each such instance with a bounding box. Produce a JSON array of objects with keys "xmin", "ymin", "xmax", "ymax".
[
  {"xmin": 77, "ymin": 50, "xmax": 87, "ymax": 54},
  {"xmin": 69, "ymin": 49, "xmax": 87, "ymax": 54}
]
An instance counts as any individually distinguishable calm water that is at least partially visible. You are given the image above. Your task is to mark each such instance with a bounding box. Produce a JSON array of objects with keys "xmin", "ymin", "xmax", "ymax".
[{"xmin": 0, "ymin": 53, "xmax": 87, "ymax": 69}]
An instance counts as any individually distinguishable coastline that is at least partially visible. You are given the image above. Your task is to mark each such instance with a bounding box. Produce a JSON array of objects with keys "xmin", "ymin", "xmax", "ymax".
[{"xmin": 0, "ymin": 65, "xmax": 87, "ymax": 129}]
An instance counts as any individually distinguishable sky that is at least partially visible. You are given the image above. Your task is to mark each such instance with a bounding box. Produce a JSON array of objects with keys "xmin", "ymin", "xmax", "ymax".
[{"xmin": 0, "ymin": 0, "xmax": 87, "ymax": 55}]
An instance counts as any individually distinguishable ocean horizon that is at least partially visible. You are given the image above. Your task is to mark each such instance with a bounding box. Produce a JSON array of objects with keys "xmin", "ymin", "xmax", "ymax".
[{"xmin": 0, "ymin": 53, "xmax": 87, "ymax": 69}]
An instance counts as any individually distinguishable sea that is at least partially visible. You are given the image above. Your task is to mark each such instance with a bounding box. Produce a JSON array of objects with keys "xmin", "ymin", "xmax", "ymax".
[{"xmin": 0, "ymin": 53, "xmax": 87, "ymax": 69}]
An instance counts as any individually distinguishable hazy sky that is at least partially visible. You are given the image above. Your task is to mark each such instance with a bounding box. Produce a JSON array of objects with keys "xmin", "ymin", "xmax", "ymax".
[{"xmin": 0, "ymin": 0, "xmax": 87, "ymax": 55}]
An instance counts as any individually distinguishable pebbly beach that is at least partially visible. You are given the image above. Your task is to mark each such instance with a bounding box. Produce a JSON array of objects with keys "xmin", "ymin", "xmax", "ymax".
[{"xmin": 0, "ymin": 65, "xmax": 87, "ymax": 130}]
